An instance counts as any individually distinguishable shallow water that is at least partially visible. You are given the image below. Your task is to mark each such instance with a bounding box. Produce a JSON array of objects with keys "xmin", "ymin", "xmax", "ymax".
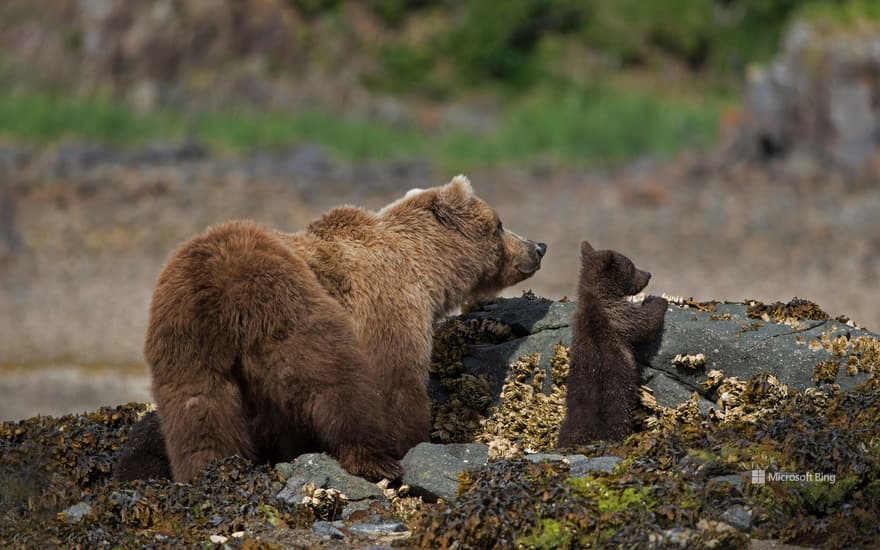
[{"xmin": 0, "ymin": 364, "xmax": 150, "ymax": 421}]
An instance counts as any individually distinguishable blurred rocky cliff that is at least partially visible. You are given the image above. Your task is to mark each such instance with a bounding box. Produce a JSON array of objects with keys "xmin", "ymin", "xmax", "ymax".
[
  {"xmin": 2, "ymin": 0, "xmax": 368, "ymax": 111},
  {"xmin": 734, "ymin": 20, "xmax": 880, "ymax": 176}
]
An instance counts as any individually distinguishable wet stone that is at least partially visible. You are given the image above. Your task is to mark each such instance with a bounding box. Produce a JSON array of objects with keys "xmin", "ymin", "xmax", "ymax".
[
  {"xmin": 720, "ymin": 504, "xmax": 752, "ymax": 532},
  {"xmin": 60, "ymin": 502, "xmax": 93, "ymax": 523},
  {"xmin": 568, "ymin": 455, "xmax": 623, "ymax": 476},
  {"xmin": 312, "ymin": 520, "xmax": 345, "ymax": 540},
  {"xmin": 707, "ymin": 474, "xmax": 749, "ymax": 492},
  {"xmin": 275, "ymin": 453, "xmax": 384, "ymax": 504},
  {"xmin": 347, "ymin": 521, "xmax": 408, "ymax": 536},
  {"xmin": 524, "ymin": 454, "xmax": 623, "ymax": 475},
  {"xmin": 401, "ymin": 443, "xmax": 488, "ymax": 502}
]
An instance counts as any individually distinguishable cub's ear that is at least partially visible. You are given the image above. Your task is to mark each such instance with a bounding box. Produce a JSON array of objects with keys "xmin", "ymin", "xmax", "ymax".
[{"xmin": 580, "ymin": 241, "xmax": 596, "ymax": 255}]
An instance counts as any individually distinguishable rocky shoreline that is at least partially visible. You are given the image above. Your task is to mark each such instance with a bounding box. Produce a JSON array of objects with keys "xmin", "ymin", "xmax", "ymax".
[{"xmin": 2, "ymin": 295, "xmax": 879, "ymax": 548}]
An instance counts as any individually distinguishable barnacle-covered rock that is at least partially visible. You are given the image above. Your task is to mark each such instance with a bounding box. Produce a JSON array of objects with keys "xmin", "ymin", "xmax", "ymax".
[
  {"xmin": 746, "ymin": 297, "xmax": 829, "ymax": 325},
  {"xmin": 476, "ymin": 344, "xmax": 569, "ymax": 453},
  {"xmin": 4, "ymin": 296, "xmax": 880, "ymax": 548}
]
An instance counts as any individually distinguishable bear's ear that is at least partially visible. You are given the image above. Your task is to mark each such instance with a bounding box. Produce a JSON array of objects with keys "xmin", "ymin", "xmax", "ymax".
[
  {"xmin": 430, "ymin": 198, "xmax": 467, "ymax": 235},
  {"xmin": 446, "ymin": 174, "xmax": 474, "ymax": 199},
  {"xmin": 581, "ymin": 241, "xmax": 596, "ymax": 256},
  {"xmin": 429, "ymin": 175, "xmax": 475, "ymax": 235}
]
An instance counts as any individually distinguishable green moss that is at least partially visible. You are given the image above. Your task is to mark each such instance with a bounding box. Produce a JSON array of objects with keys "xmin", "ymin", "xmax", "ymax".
[
  {"xmin": 795, "ymin": 475, "xmax": 858, "ymax": 514},
  {"xmin": 516, "ymin": 518, "xmax": 570, "ymax": 549},
  {"xmin": 568, "ymin": 476, "xmax": 656, "ymax": 514}
]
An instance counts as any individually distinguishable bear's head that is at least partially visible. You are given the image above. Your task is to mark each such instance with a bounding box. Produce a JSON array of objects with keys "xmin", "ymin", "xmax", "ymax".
[
  {"xmin": 381, "ymin": 175, "xmax": 547, "ymax": 302},
  {"xmin": 578, "ymin": 241, "xmax": 650, "ymax": 299}
]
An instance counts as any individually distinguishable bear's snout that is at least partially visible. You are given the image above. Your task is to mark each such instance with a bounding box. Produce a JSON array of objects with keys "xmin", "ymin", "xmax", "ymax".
[
  {"xmin": 536, "ymin": 242, "xmax": 547, "ymax": 258},
  {"xmin": 633, "ymin": 269, "xmax": 651, "ymax": 293},
  {"xmin": 512, "ymin": 238, "xmax": 546, "ymax": 277}
]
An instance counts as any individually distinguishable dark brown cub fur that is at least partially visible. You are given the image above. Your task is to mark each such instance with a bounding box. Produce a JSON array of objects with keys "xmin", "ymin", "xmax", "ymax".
[
  {"xmin": 113, "ymin": 411, "xmax": 172, "ymax": 481},
  {"xmin": 556, "ymin": 241, "xmax": 667, "ymax": 447}
]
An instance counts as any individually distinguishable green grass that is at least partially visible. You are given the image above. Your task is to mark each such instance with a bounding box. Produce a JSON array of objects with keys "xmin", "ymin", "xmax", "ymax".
[
  {"xmin": 0, "ymin": 87, "xmax": 727, "ymax": 169},
  {"xmin": 445, "ymin": 85, "xmax": 725, "ymax": 166}
]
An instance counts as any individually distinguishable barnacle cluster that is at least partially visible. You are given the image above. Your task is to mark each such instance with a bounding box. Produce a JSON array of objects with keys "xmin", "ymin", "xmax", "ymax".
[
  {"xmin": 746, "ymin": 297, "xmax": 830, "ymax": 326},
  {"xmin": 429, "ymin": 316, "xmax": 516, "ymax": 443},
  {"xmin": 672, "ymin": 353, "xmax": 707, "ymax": 369},
  {"xmin": 476, "ymin": 345, "xmax": 570, "ymax": 453},
  {"xmin": 804, "ymin": 328, "xmax": 880, "ymax": 377},
  {"xmin": 710, "ymin": 312, "xmax": 733, "ymax": 321},
  {"xmin": 299, "ymin": 482, "xmax": 347, "ymax": 521},
  {"xmin": 813, "ymin": 359, "xmax": 840, "ymax": 384}
]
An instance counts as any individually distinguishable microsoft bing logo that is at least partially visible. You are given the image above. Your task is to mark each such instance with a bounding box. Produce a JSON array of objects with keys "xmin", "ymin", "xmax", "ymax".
[{"xmin": 749, "ymin": 469, "xmax": 835, "ymax": 485}]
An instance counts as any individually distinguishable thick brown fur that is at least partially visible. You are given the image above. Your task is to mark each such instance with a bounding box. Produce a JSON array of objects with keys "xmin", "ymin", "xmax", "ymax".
[
  {"xmin": 142, "ymin": 176, "xmax": 546, "ymax": 482},
  {"xmin": 556, "ymin": 241, "xmax": 667, "ymax": 447}
]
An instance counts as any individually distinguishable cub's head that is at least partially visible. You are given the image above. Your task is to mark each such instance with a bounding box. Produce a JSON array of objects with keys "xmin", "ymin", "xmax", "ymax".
[
  {"xmin": 380, "ymin": 175, "xmax": 547, "ymax": 301},
  {"xmin": 578, "ymin": 241, "xmax": 650, "ymax": 299}
]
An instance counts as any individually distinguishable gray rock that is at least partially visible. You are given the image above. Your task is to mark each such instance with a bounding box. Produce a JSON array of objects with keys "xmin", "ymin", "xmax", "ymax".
[
  {"xmin": 463, "ymin": 327, "xmax": 572, "ymax": 399},
  {"xmin": 720, "ymin": 504, "xmax": 752, "ymax": 532},
  {"xmin": 60, "ymin": 502, "xmax": 93, "ymax": 523},
  {"xmin": 312, "ymin": 520, "xmax": 345, "ymax": 540},
  {"xmin": 347, "ymin": 521, "xmax": 408, "ymax": 536},
  {"xmin": 568, "ymin": 456, "xmax": 622, "ymax": 476},
  {"xmin": 524, "ymin": 453, "xmax": 567, "ymax": 464},
  {"xmin": 274, "ymin": 462, "xmax": 296, "ymax": 479},
  {"xmin": 401, "ymin": 443, "xmax": 488, "ymax": 502},
  {"xmin": 341, "ymin": 499, "xmax": 382, "ymax": 521},
  {"xmin": 0, "ymin": 147, "xmax": 31, "ymax": 173},
  {"xmin": 275, "ymin": 453, "xmax": 384, "ymax": 504},
  {"xmin": 442, "ymin": 297, "xmax": 877, "ymax": 415},
  {"xmin": 643, "ymin": 369, "xmax": 698, "ymax": 408},
  {"xmin": 522, "ymin": 453, "xmax": 621, "ymax": 476},
  {"xmin": 469, "ymin": 298, "xmax": 574, "ymax": 334},
  {"xmin": 707, "ymin": 474, "xmax": 749, "ymax": 492},
  {"xmin": 132, "ymin": 143, "xmax": 206, "ymax": 165},
  {"xmin": 650, "ymin": 304, "xmax": 872, "ymax": 393}
]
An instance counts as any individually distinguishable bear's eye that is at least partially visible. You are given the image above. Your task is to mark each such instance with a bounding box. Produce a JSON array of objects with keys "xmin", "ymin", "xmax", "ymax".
[{"xmin": 495, "ymin": 220, "xmax": 503, "ymax": 233}]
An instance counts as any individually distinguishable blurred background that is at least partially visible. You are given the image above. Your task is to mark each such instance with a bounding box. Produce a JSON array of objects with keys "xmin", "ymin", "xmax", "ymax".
[{"xmin": 1, "ymin": 0, "xmax": 879, "ymax": 420}]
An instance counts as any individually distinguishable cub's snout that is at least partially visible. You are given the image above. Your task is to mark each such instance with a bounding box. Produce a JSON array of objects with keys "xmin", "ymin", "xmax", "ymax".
[{"xmin": 632, "ymin": 269, "xmax": 651, "ymax": 294}]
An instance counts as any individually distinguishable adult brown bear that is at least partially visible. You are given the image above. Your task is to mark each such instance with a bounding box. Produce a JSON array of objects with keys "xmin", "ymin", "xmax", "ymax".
[{"xmin": 134, "ymin": 176, "xmax": 546, "ymax": 482}]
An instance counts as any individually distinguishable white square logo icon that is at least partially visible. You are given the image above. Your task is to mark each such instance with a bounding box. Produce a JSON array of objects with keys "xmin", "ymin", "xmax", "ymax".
[{"xmin": 751, "ymin": 469, "xmax": 766, "ymax": 485}]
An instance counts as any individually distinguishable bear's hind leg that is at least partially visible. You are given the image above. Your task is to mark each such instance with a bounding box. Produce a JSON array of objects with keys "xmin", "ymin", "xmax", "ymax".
[
  {"xmin": 253, "ymin": 308, "xmax": 403, "ymax": 481},
  {"xmin": 156, "ymin": 375, "xmax": 256, "ymax": 482},
  {"xmin": 308, "ymin": 389, "xmax": 403, "ymax": 481}
]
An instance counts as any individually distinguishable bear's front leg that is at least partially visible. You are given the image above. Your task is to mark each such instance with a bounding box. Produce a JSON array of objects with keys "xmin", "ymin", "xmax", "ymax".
[{"xmin": 629, "ymin": 296, "xmax": 669, "ymax": 346}]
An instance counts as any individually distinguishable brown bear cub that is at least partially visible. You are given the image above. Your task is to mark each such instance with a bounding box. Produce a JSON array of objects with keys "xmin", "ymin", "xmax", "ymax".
[
  {"xmin": 556, "ymin": 241, "xmax": 667, "ymax": 447},
  {"xmin": 127, "ymin": 176, "xmax": 546, "ymax": 483}
]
